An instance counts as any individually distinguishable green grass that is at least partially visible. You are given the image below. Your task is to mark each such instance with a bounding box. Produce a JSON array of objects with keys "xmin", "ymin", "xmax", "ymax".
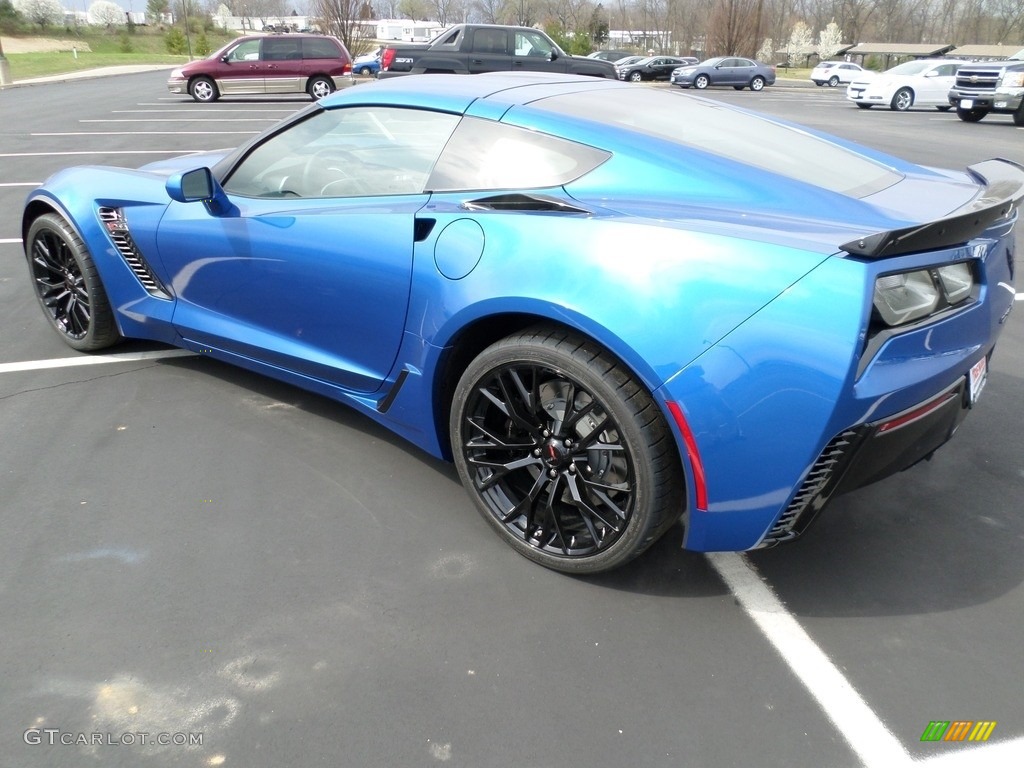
[{"xmin": 3, "ymin": 27, "xmax": 238, "ymax": 80}]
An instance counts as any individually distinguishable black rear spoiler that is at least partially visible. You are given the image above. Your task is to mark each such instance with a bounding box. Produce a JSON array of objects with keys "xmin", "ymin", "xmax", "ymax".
[{"xmin": 840, "ymin": 158, "xmax": 1024, "ymax": 258}]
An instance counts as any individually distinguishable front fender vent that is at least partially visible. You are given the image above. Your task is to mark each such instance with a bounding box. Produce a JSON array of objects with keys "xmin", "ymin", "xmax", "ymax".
[{"xmin": 98, "ymin": 207, "xmax": 171, "ymax": 299}]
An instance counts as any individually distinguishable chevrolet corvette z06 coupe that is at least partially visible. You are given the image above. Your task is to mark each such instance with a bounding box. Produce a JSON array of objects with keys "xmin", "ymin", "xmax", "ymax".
[{"xmin": 24, "ymin": 73, "xmax": 1020, "ymax": 573}]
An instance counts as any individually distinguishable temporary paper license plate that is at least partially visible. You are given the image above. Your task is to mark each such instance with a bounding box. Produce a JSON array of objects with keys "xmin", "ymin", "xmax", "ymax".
[
  {"xmin": 960, "ymin": 99, "xmax": 974, "ymax": 109},
  {"xmin": 969, "ymin": 356, "xmax": 987, "ymax": 404}
]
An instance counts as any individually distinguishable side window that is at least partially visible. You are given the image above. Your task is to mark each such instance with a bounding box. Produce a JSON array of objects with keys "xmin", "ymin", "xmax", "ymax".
[
  {"xmin": 435, "ymin": 28, "xmax": 461, "ymax": 47},
  {"xmin": 263, "ymin": 38, "xmax": 302, "ymax": 61},
  {"xmin": 226, "ymin": 40, "xmax": 260, "ymax": 62},
  {"xmin": 427, "ymin": 117, "xmax": 610, "ymax": 191},
  {"xmin": 303, "ymin": 38, "xmax": 342, "ymax": 60},
  {"xmin": 515, "ymin": 31, "xmax": 553, "ymax": 57},
  {"xmin": 473, "ymin": 29, "xmax": 509, "ymax": 55},
  {"xmin": 224, "ymin": 107, "xmax": 460, "ymax": 199}
]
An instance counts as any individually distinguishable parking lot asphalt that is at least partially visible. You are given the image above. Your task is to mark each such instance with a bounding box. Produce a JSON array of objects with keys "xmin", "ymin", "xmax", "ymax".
[{"xmin": 1, "ymin": 73, "xmax": 1022, "ymax": 768}]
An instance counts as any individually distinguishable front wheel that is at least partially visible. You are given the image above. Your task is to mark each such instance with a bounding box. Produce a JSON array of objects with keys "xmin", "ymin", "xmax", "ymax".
[
  {"xmin": 749, "ymin": 76, "xmax": 765, "ymax": 91},
  {"xmin": 694, "ymin": 74, "xmax": 709, "ymax": 89},
  {"xmin": 189, "ymin": 76, "xmax": 218, "ymax": 103},
  {"xmin": 891, "ymin": 87, "xmax": 913, "ymax": 111},
  {"xmin": 1013, "ymin": 103, "xmax": 1024, "ymax": 126},
  {"xmin": 451, "ymin": 327, "xmax": 683, "ymax": 574},
  {"xmin": 856, "ymin": 103, "xmax": 872, "ymax": 109},
  {"xmin": 828, "ymin": 75, "xmax": 840, "ymax": 87},
  {"xmin": 26, "ymin": 213, "xmax": 120, "ymax": 351},
  {"xmin": 956, "ymin": 107, "xmax": 989, "ymax": 122},
  {"xmin": 628, "ymin": 71, "xmax": 643, "ymax": 82},
  {"xmin": 307, "ymin": 75, "xmax": 334, "ymax": 100}
]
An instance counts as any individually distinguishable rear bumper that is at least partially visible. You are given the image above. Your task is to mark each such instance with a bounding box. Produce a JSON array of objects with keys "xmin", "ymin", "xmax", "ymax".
[{"xmin": 758, "ymin": 370, "xmax": 980, "ymax": 546}]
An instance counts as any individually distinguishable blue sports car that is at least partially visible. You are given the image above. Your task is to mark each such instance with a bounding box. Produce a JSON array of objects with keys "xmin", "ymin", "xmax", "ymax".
[{"xmin": 23, "ymin": 74, "xmax": 1020, "ymax": 573}]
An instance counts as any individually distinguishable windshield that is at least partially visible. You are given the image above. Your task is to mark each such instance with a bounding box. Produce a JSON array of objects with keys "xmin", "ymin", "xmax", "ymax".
[{"xmin": 885, "ymin": 61, "xmax": 933, "ymax": 76}]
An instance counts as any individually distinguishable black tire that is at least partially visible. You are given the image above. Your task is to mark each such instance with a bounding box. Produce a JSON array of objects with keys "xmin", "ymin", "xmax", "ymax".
[
  {"xmin": 307, "ymin": 75, "xmax": 334, "ymax": 100},
  {"xmin": 856, "ymin": 103, "xmax": 872, "ymax": 109},
  {"xmin": 732, "ymin": 85, "xmax": 744, "ymax": 90},
  {"xmin": 956, "ymin": 107, "xmax": 988, "ymax": 122},
  {"xmin": 694, "ymin": 73, "xmax": 709, "ymax": 89},
  {"xmin": 749, "ymin": 76, "xmax": 766, "ymax": 91},
  {"xmin": 828, "ymin": 75, "xmax": 840, "ymax": 87},
  {"xmin": 26, "ymin": 213, "xmax": 120, "ymax": 351},
  {"xmin": 450, "ymin": 327, "xmax": 683, "ymax": 574},
  {"xmin": 936, "ymin": 105, "xmax": 952, "ymax": 112},
  {"xmin": 628, "ymin": 70, "xmax": 643, "ymax": 82},
  {"xmin": 189, "ymin": 76, "xmax": 218, "ymax": 103},
  {"xmin": 890, "ymin": 87, "xmax": 913, "ymax": 111},
  {"xmin": 1013, "ymin": 104, "xmax": 1024, "ymax": 126}
]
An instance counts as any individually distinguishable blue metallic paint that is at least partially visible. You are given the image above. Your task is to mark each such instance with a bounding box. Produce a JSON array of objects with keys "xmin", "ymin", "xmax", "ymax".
[{"xmin": 22, "ymin": 74, "xmax": 1019, "ymax": 557}]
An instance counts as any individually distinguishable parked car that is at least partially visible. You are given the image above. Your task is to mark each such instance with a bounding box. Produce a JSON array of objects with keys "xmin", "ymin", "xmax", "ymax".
[
  {"xmin": 810, "ymin": 60, "xmax": 867, "ymax": 87},
  {"xmin": 353, "ymin": 49, "xmax": 381, "ymax": 76},
  {"xmin": 846, "ymin": 59, "xmax": 965, "ymax": 111},
  {"xmin": 618, "ymin": 55, "xmax": 697, "ymax": 82},
  {"xmin": 167, "ymin": 34, "xmax": 354, "ymax": 102},
  {"xmin": 24, "ymin": 74, "xmax": 1021, "ymax": 573},
  {"xmin": 671, "ymin": 57, "xmax": 776, "ymax": 90},
  {"xmin": 587, "ymin": 50, "xmax": 634, "ymax": 62},
  {"xmin": 612, "ymin": 55, "xmax": 645, "ymax": 68}
]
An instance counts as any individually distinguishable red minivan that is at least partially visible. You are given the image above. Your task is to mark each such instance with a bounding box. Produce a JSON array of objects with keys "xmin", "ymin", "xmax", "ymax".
[{"xmin": 167, "ymin": 34, "xmax": 354, "ymax": 102}]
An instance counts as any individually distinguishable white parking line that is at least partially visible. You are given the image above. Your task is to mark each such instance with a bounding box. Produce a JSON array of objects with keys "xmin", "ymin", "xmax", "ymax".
[
  {"xmin": 0, "ymin": 151, "xmax": 197, "ymax": 157},
  {"xmin": 709, "ymin": 553, "xmax": 1024, "ymax": 766},
  {"xmin": 79, "ymin": 118, "xmax": 279, "ymax": 123},
  {"xmin": 708, "ymin": 552, "xmax": 913, "ymax": 767},
  {"xmin": 0, "ymin": 350, "xmax": 195, "ymax": 374},
  {"xmin": 917, "ymin": 737, "xmax": 1024, "ymax": 766},
  {"xmin": 0, "ymin": 183, "xmax": 38, "ymax": 187},
  {"xmin": 113, "ymin": 109, "xmax": 298, "ymax": 114},
  {"xmin": 33, "ymin": 131, "xmax": 259, "ymax": 136},
  {"xmin": 0, "ymin": 238, "xmax": 22, "ymax": 244}
]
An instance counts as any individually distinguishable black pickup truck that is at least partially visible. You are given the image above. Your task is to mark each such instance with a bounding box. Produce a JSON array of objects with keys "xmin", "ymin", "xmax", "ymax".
[{"xmin": 378, "ymin": 24, "xmax": 616, "ymax": 79}]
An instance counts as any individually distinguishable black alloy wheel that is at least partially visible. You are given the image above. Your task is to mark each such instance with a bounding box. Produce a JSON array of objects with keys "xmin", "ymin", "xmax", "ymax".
[
  {"xmin": 26, "ymin": 213, "xmax": 119, "ymax": 351},
  {"xmin": 451, "ymin": 327, "xmax": 683, "ymax": 574}
]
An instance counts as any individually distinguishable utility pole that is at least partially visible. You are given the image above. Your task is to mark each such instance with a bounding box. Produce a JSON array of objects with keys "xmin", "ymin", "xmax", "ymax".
[{"xmin": 0, "ymin": 36, "xmax": 11, "ymax": 86}]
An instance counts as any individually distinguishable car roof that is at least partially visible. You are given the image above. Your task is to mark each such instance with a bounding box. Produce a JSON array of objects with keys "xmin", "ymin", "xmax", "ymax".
[{"xmin": 320, "ymin": 72, "xmax": 628, "ymax": 114}]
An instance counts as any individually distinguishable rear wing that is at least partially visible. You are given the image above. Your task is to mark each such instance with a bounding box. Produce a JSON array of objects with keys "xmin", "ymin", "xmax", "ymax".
[{"xmin": 841, "ymin": 158, "xmax": 1024, "ymax": 258}]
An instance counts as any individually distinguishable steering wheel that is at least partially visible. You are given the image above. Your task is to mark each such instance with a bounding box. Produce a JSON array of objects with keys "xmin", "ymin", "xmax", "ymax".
[{"xmin": 302, "ymin": 147, "xmax": 369, "ymax": 197}]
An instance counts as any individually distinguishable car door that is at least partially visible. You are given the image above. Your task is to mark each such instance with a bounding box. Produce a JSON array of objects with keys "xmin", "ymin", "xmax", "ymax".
[
  {"xmin": 155, "ymin": 106, "xmax": 462, "ymax": 393},
  {"xmin": 468, "ymin": 28, "xmax": 512, "ymax": 73},
  {"xmin": 217, "ymin": 38, "xmax": 263, "ymax": 95},
  {"xmin": 259, "ymin": 36, "xmax": 304, "ymax": 94},
  {"xmin": 727, "ymin": 58, "xmax": 756, "ymax": 85},
  {"xmin": 919, "ymin": 62, "xmax": 960, "ymax": 105}
]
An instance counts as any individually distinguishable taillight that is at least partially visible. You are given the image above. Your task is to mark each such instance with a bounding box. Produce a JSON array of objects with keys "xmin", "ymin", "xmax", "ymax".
[
  {"xmin": 342, "ymin": 61, "xmax": 351, "ymax": 74},
  {"xmin": 381, "ymin": 48, "xmax": 396, "ymax": 70}
]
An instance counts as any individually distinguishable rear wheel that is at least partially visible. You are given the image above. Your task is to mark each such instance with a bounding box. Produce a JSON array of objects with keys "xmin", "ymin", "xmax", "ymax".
[
  {"xmin": 451, "ymin": 327, "xmax": 683, "ymax": 574},
  {"xmin": 956, "ymin": 107, "xmax": 989, "ymax": 122},
  {"xmin": 936, "ymin": 105, "xmax": 952, "ymax": 112},
  {"xmin": 307, "ymin": 75, "xmax": 334, "ymax": 100},
  {"xmin": 694, "ymin": 74, "xmax": 709, "ymax": 89},
  {"xmin": 26, "ymin": 213, "xmax": 120, "ymax": 351},
  {"xmin": 890, "ymin": 87, "xmax": 914, "ymax": 111},
  {"xmin": 189, "ymin": 76, "xmax": 218, "ymax": 103},
  {"xmin": 749, "ymin": 76, "xmax": 765, "ymax": 91}
]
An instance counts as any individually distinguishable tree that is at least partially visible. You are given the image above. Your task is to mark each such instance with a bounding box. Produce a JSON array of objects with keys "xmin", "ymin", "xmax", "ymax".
[
  {"xmin": 756, "ymin": 36, "xmax": 774, "ymax": 63},
  {"xmin": 13, "ymin": 0, "xmax": 63, "ymax": 30},
  {"xmin": 166, "ymin": 26, "xmax": 187, "ymax": 53},
  {"xmin": 147, "ymin": 0, "xmax": 169, "ymax": 24},
  {"xmin": 784, "ymin": 20, "xmax": 813, "ymax": 66},
  {"xmin": 89, "ymin": 0, "xmax": 125, "ymax": 26},
  {"xmin": 314, "ymin": 0, "xmax": 363, "ymax": 47},
  {"xmin": 817, "ymin": 20, "xmax": 843, "ymax": 61}
]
